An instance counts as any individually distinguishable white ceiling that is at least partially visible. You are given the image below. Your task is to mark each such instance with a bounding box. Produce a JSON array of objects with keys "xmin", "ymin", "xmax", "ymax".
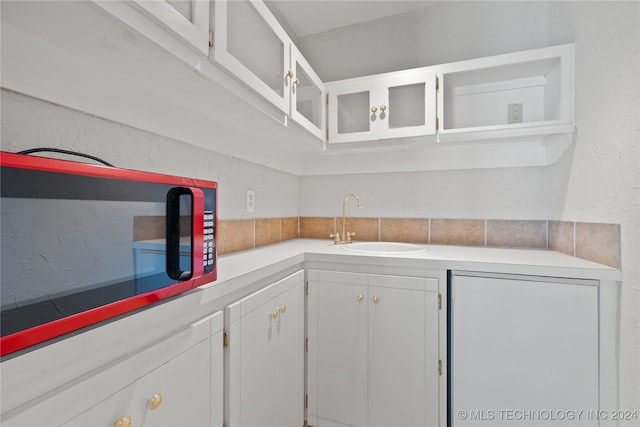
[{"xmin": 268, "ymin": 0, "xmax": 440, "ymax": 38}]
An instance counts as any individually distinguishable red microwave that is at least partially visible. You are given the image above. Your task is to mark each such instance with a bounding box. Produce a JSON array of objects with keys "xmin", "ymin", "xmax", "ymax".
[{"xmin": 0, "ymin": 151, "xmax": 217, "ymax": 356}]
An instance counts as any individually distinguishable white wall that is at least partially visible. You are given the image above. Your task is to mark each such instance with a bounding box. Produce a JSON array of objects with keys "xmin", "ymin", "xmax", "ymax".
[
  {"xmin": 299, "ymin": 1, "xmax": 551, "ymax": 82},
  {"xmin": 548, "ymin": 2, "xmax": 639, "ymax": 412},
  {"xmin": 0, "ymin": 89, "xmax": 299, "ymax": 220},
  {"xmin": 298, "ymin": 0, "xmax": 639, "ymax": 411},
  {"xmin": 300, "ymin": 168, "xmax": 550, "ymax": 219}
]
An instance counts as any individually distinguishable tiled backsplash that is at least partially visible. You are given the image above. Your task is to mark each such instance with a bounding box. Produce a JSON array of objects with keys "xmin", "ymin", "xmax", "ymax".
[
  {"xmin": 217, "ymin": 217, "xmax": 299, "ymax": 255},
  {"xmin": 218, "ymin": 217, "xmax": 620, "ymax": 268}
]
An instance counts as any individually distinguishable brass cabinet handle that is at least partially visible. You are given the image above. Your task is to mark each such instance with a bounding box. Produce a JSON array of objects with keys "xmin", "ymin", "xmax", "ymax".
[
  {"xmin": 371, "ymin": 106, "xmax": 377, "ymax": 113},
  {"xmin": 293, "ymin": 78, "xmax": 300, "ymax": 86},
  {"xmin": 286, "ymin": 70, "xmax": 293, "ymax": 79},
  {"xmin": 379, "ymin": 105, "xmax": 387, "ymax": 111},
  {"xmin": 114, "ymin": 416, "xmax": 132, "ymax": 427},
  {"xmin": 149, "ymin": 393, "xmax": 163, "ymax": 410},
  {"xmin": 357, "ymin": 294, "xmax": 364, "ymax": 302},
  {"xmin": 372, "ymin": 296, "xmax": 379, "ymax": 304},
  {"xmin": 280, "ymin": 305, "xmax": 287, "ymax": 314},
  {"xmin": 272, "ymin": 310, "xmax": 278, "ymax": 319}
]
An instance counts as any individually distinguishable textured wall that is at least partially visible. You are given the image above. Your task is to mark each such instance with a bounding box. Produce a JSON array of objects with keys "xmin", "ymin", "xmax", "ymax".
[
  {"xmin": 547, "ymin": 2, "xmax": 639, "ymax": 412},
  {"xmin": 0, "ymin": 89, "xmax": 299, "ymax": 220},
  {"xmin": 298, "ymin": 1, "xmax": 551, "ymax": 81}
]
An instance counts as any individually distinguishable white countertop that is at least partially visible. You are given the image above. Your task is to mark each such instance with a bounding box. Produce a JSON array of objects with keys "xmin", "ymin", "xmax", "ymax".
[{"xmin": 202, "ymin": 239, "xmax": 621, "ymax": 298}]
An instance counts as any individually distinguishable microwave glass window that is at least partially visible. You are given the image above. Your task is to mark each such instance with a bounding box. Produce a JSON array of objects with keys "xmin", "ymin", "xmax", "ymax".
[{"xmin": 0, "ymin": 166, "xmax": 214, "ymax": 338}]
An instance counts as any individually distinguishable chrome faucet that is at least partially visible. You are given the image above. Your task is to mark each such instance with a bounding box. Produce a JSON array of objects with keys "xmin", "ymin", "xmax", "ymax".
[{"xmin": 330, "ymin": 193, "xmax": 361, "ymax": 245}]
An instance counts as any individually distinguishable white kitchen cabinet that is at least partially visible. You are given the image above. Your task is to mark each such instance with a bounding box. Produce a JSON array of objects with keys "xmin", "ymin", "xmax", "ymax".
[
  {"xmin": 212, "ymin": 0, "xmax": 326, "ymax": 140},
  {"xmin": 128, "ymin": 0, "xmax": 210, "ymax": 54},
  {"xmin": 2, "ymin": 311, "xmax": 224, "ymax": 427},
  {"xmin": 63, "ymin": 341, "xmax": 211, "ymax": 427},
  {"xmin": 327, "ymin": 69, "xmax": 437, "ymax": 144},
  {"xmin": 450, "ymin": 272, "xmax": 599, "ymax": 427},
  {"xmin": 290, "ymin": 43, "xmax": 327, "ymax": 141},
  {"xmin": 213, "ymin": 0, "xmax": 292, "ymax": 115},
  {"xmin": 225, "ymin": 270, "xmax": 305, "ymax": 427},
  {"xmin": 307, "ymin": 270, "xmax": 439, "ymax": 427},
  {"xmin": 437, "ymin": 44, "xmax": 575, "ymax": 142}
]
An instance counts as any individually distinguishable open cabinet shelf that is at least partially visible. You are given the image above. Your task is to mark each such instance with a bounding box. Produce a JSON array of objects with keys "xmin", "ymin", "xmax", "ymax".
[{"xmin": 437, "ymin": 44, "xmax": 575, "ymax": 143}]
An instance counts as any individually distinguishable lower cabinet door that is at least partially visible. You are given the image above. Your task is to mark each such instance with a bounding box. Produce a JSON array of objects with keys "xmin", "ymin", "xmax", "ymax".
[
  {"xmin": 368, "ymin": 284, "xmax": 439, "ymax": 427},
  {"xmin": 316, "ymin": 277, "xmax": 368, "ymax": 427},
  {"xmin": 450, "ymin": 273, "xmax": 599, "ymax": 427},
  {"xmin": 63, "ymin": 339, "xmax": 211, "ymax": 427},
  {"xmin": 308, "ymin": 270, "xmax": 440, "ymax": 427},
  {"xmin": 237, "ymin": 291, "xmax": 278, "ymax": 426},
  {"xmin": 274, "ymin": 278, "xmax": 305, "ymax": 427},
  {"xmin": 225, "ymin": 270, "xmax": 304, "ymax": 427}
]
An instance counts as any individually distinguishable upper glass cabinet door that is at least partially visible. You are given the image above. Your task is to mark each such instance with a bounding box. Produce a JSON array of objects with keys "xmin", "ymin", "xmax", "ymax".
[
  {"xmin": 214, "ymin": 0, "xmax": 291, "ymax": 114},
  {"xmin": 327, "ymin": 80, "xmax": 378, "ymax": 144},
  {"xmin": 377, "ymin": 70, "xmax": 437, "ymax": 139},
  {"xmin": 290, "ymin": 45, "xmax": 326, "ymax": 141},
  {"xmin": 131, "ymin": 0, "xmax": 210, "ymax": 54}
]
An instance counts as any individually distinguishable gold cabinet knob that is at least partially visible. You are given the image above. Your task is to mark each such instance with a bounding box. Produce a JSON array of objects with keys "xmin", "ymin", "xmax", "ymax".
[
  {"xmin": 372, "ymin": 296, "xmax": 379, "ymax": 304},
  {"xmin": 272, "ymin": 310, "xmax": 278, "ymax": 319},
  {"xmin": 371, "ymin": 106, "xmax": 377, "ymax": 113},
  {"xmin": 114, "ymin": 416, "xmax": 132, "ymax": 427},
  {"xmin": 294, "ymin": 78, "xmax": 301, "ymax": 86},
  {"xmin": 287, "ymin": 70, "xmax": 294, "ymax": 79},
  {"xmin": 357, "ymin": 294, "xmax": 364, "ymax": 302},
  {"xmin": 149, "ymin": 393, "xmax": 163, "ymax": 410},
  {"xmin": 280, "ymin": 305, "xmax": 287, "ymax": 314},
  {"xmin": 380, "ymin": 105, "xmax": 387, "ymax": 112}
]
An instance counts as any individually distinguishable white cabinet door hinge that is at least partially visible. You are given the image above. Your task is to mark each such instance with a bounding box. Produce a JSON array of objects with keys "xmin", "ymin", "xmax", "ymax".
[
  {"xmin": 305, "ymin": 280, "xmax": 309, "ymax": 295},
  {"xmin": 438, "ymin": 293, "xmax": 442, "ymax": 310},
  {"xmin": 209, "ymin": 29, "xmax": 214, "ymax": 47},
  {"xmin": 438, "ymin": 359, "xmax": 443, "ymax": 376},
  {"xmin": 305, "ymin": 394, "xmax": 308, "ymax": 408},
  {"xmin": 436, "ymin": 75, "xmax": 439, "ymax": 90},
  {"xmin": 223, "ymin": 331, "xmax": 228, "ymax": 347},
  {"xmin": 305, "ymin": 337, "xmax": 309, "ymax": 352}
]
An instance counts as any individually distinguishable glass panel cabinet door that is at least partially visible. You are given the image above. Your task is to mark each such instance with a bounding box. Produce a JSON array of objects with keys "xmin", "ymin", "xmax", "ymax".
[
  {"xmin": 377, "ymin": 70, "xmax": 437, "ymax": 139},
  {"xmin": 131, "ymin": 0, "xmax": 210, "ymax": 54},
  {"xmin": 214, "ymin": 0, "xmax": 291, "ymax": 114},
  {"xmin": 328, "ymin": 70, "xmax": 436, "ymax": 144},
  {"xmin": 327, "ymin": 80, "xmax": 378, "ymax": 144},
  {"xmin": 290, "ymin": 45, "xmax": 326, "ymax": 141}
]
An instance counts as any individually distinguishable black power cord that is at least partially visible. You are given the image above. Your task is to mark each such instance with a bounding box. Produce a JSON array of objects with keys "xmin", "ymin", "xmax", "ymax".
[{"xmin": 16, "ymin": 148, "xmax": 114, "ymax": 167}]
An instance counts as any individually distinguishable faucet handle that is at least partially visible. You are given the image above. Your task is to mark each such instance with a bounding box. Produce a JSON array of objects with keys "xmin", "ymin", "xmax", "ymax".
[
  {"xmin": 330, "ymin": 232, "xmax": 341, "ymax": 244},
  {"xmin": 346, "ymin": 231, "xmax": 356, "ymax": 242}
]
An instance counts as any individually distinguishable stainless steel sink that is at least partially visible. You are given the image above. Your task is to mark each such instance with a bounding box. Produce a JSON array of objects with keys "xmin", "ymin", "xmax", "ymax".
[{"xmin": 340, "ymin": 242, "xmax": 427, "ymax": 254}]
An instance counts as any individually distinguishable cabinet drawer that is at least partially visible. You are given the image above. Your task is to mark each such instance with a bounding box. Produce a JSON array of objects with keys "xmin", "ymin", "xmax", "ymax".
[
  {"xmin": 63, "ymin": 340, "xmax": 211, "ymax": 427},
  {"xmin": 2, "ymin": 313, "xmax": 221, "ymax": 426}
]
